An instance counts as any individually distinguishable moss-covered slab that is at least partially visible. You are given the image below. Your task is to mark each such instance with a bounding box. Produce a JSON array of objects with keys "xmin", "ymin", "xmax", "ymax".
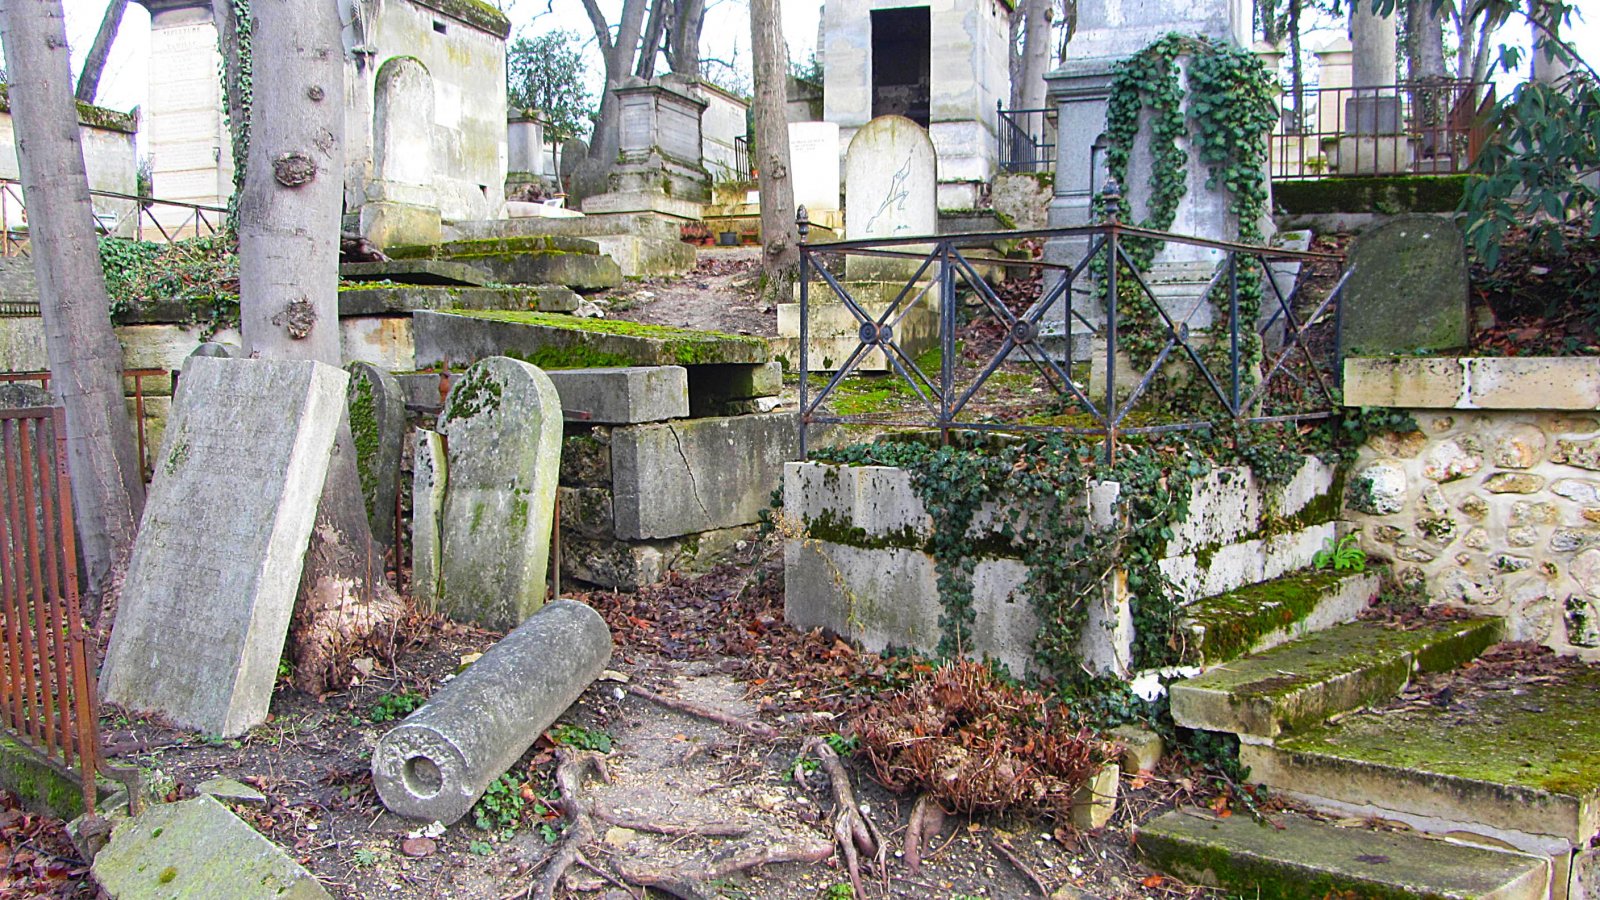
[
  {"xmin": 388, "ymin": 235, "xmax": 602, "ymax": 259},
  {"xmin": 387, "ymin": 237, "xmax": 620, "ymax": 290},
  {"xmin": 413, "ymin": 310, "xmax": 770, "ymax": 370},
  {"xmin": 1138, "ymin": 807, "xmax": 1549, "ymax": 900},
  {"xmin": 1171, "ymin": 616, "xmax": 1501, "ymax": 740},
  {"xmin": 1179, "ymin": 570, "xmax": 1381, "ymax": 666},
  {"xmin": 336, "ymin": 285, "xmax": 579, "ymax": 317},
  {"xmin": 338, "ymin": 259, "xmax": 492, "ymax": 286},
  {"xmin": 1244, "ymin": 658, "xmax": 1600, "ymax": 851}
]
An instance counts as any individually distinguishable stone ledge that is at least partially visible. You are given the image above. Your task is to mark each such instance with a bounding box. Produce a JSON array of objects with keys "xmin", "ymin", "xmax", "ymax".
[{"xmin": 1344, "ymin": 357, "xmax": 1600, "ymax": 411}]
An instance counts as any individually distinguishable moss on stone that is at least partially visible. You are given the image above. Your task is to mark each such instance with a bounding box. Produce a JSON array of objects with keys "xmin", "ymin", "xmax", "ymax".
[
  {"xmin": 409, "ymin": 0, "xmax": 512, "ymax": 37},
  {"xmin": 804, "ymin": 508, "xmax": 925, "ymax": 552},
  {"xmin": 443, "ymin": 366, "xmax": 503, "ymax": 421},
  {"xmin": 1183, "ymin": 570, "xmax": 1348, "ymax": 664},
  {"xmin": 447, "ymin": 309, "xmax": 770, "ymax": 366},
  {"xmin": 1274, "ymin": 175, "xmax": 1470, "ymax": 215},
  {"xmin": 0, "ymin": 86, "xmax": 139, "ymax": 133},
  {"xmin": 348, "ymin": 373, "xmax": 380, "ymax": 509}
]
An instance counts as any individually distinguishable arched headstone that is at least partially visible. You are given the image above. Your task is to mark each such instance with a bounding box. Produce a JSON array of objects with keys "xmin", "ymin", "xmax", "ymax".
[{"xmin": 844, "ymin": 115, "xmax": 937, "ymax": 241}]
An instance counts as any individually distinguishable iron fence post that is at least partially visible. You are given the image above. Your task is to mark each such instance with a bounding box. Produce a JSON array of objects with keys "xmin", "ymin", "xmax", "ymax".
[
  {"xmin": 797, "ymin": 206, "xmax": 811, "ymax": 457},
  {"xmin": 941, "ymin": 240, "xmax": 956, "ymax": 445},
  {"xmin": 1105, "ymin": 229, "xmax": 1118, "ymax": 463},
  {"xmin": 1229, "ymin": 252, "xmax": 1240, "ymax": 415}
]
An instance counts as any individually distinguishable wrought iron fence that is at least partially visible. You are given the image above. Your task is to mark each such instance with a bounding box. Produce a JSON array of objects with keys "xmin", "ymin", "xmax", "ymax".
[
  {"xmin": 0, "ymin": 407, "xmax": 116, "ymax": 816},
  {"xmin": 997, "ymin": 104, "xmax": 1056, "ymax": 174},
  {"xmin": 0, "ymin": 370, "xmax": 167, "ymax": 482},
  {"xmin": 2, "ymin": 178, "xmax": 228, "ymax": 258},
  {"xmin": 794, "ymin": 205, "xmax": 1348, "ymax": 460},
  {"xmin": 1269, "ymin": 80, "xmax": 1494, "ymax": 179},
  {"xmin": 733, "ymin": 136, "xmax": 753, "ymax": 181}
]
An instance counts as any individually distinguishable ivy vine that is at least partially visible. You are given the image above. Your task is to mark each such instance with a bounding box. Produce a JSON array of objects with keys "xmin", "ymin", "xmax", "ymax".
[
  {"xmin": 1098, "ymin": 34, "xmax": 1279, "ymax": 416},
  {"xmin": 221, "ymin": 0, "xmax": 253, "ymax": 229}
]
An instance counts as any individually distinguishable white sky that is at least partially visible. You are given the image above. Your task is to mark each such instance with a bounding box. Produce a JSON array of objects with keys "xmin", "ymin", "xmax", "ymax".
[{"xmin": 51, "ymin": 0, "xmax": 1600, "ymax": 138}]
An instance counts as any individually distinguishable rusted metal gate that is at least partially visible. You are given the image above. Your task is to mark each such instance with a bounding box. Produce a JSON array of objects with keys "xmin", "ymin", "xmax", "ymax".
[{"xmin": 0, "ymin": 406, "xmax": 108, "ymax": 815}]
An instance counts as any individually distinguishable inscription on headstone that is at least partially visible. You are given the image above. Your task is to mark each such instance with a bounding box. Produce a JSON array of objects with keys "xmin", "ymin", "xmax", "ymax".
[
  {"xmin": 100, "ymin": 357, "xmax": 348, "ymax": 737},
  {"xmin": 437, "ymin": 357, "xmax": 563, "ymax": 630},
  {"xmin": 844, "ymin": 116, "xmax": 937, "ymax": 241}
]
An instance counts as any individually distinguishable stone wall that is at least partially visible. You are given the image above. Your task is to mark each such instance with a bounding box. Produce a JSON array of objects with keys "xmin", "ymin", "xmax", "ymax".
[
  {"xmin": 784, "ymin": 453, "xmax": 1340, "ymax": 677},
  {"xmin": 0, "ymin": 96, "xmax": 137, "ymax": 227},
  {"xmin": 1344, "ymin": 357, "xmax": 1600, "ymax": 659}
]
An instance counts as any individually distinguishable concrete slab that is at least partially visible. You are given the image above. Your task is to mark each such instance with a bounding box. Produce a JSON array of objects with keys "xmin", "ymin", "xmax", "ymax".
[
  {"xmin": 339, "ymin": 259, "xmax": 491, "ymax": 286},
  {"xmin": 337, "ymin": 285, "xmax": 579, "ymax": 317},
  {"xmin": 92, "ymin": 795, "xmax": 331, "ymax": 898},
  {"xmin": 413, "ymin": 310, "xmax": 771, "ymax": 370},
  {"xmin": 1171, "ymin": 617, "xmax": 1501, "ymax": 740},
  {"xmin": 544, "ymin": 366, "xmax": 689, "ymax": 424},
  {"xmin": 1178, "ymin": 570, "xmax": 1381, "ymax": 666},
  {"xmin": 1138, "ymin": 807, "xmax": 1549, "ymax": 900},
  {"xmin": 1245, "ymin": 658, "xmax": 1600, "ymax": 856}
]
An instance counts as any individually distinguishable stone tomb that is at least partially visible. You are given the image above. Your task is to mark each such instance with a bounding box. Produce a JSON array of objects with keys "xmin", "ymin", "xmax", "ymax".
[
  {"xmin": 101, "ymin": 357, "xmax": 347, "ymax": 737},
  {"xmin": 436, "ymin": 357, "xmax": 563, "ymax": 630}
]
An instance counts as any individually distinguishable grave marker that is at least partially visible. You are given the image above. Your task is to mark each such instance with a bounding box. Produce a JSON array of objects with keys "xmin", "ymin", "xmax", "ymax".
[
  {"xmin": 346, "ymin": 362, "xmax": 405, "ymax": 546},
  {"xmin": 844, "ymin": 115, "xmax": 937, "ymax": 241},
  {"xmin": 100, "ymin": 357, "xmax": 347, "ymax": 737},
  {"xmin": 437, "ymin": 357, "xmax": 563, "ymax": 629}
]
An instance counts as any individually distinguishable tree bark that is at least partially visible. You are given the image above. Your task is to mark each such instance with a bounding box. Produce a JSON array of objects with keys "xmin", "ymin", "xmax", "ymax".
[
  {"xmin": 73, "ymin": 0, "xmax": 127, "ymax": 104},
  {"xmin": 1406, "ymin": 0, "xmax": 1448, "ymax": 81},
  {"xmin": 636, "ymin": 0, "xmax": 668, "ymax": 79},
  {"xmin": 213, "ymin": 0, "xmax": 249, "ymax": 200},
  {"xmin": 1530, "ymin": 0, "xmax": 1570, "ymax": 85},
  {"xmin": 1007, "ymin": 3, "xmax": 1025, "ymax": 111},
  {"xmin": 0, "ymin": 0, "xmax": 146, "ymax": 624},
  {"xmin": 1018, "ymin": 0, "xmax": 1052, "ymax": 110},
  {"xmin": 238, "ymin": 0, "xmax": 401, "ymax": 692},
  {"xmin": 667, "ymin": 0, "xmax": 704, "ymax": 78},
  {"xmin": 750, "ymin": 0, "xmax": 797, "ymax": 300},
  {"xmin": 584, "ymin": 0, "xmax": 651, "ymax": 163}
]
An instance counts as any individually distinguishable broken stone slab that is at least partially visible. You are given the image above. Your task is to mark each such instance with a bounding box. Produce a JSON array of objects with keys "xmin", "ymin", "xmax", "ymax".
[
  {"xmin": 610, "ymin": 412, "xmax": 800, "ymax": 540},
  {"xmin": 1137, "ymin": 806, "xmax": 1549, "ymax": 900},
  {"xmin": 387, "ymin": 236, "xmax": 621, "ymax": 291},
  {"xmin": 340, "ymin": 259, "xmax": 492, "ymax": 286},
  {"xmin": 337, "ymin": 284, "xmax": 581, "ymax": 317},
  {"xmin": 101, "ymin": 357, "xmax": 347, "ymax": 737},
  {"xmin": 544, "ymin": 366, "xmax": 689, "ymax": 424},
  {"xmin": 197, "ymin": 777, "xmax": 267, "ymax": 806},
  {"xmin": 413, "ymin": 310, "xmax": 771, "ymax": 370},
  {"xmin": 347, "ymin": 362, "xmax": 405, "ymax": 547},
  {"xmin": 91, "ymin": 795, "xmax": 331, "ymax": 899},
  {"xmin": 1069, "ymin": 762, "xmax": 1119, "ymax": 830},
  {"xmin": 437, "ymin": 357, "xmax": 563, "ymax": 630},
  {"xmin": 1109, "ymin": 724, "xmax": 1163, "ymax": 774},
  {"xmin": 561, "ymin": 526, "xmax": 748, "ymax": 591},
  {"xmin": 411, "ymin": 429, "xmax": 447, "ymax": 613},
  {"xmin": 1177, "ymin": 570, "xmax": 1381, "ymax": 667},
  {"xmin": 372, "ymin": 599, "xmax": 612, "ymax": 824}
]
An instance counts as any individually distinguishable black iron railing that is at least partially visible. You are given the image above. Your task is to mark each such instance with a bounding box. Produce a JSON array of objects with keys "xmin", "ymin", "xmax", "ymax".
[
  {"xmin": 794, "ymin": 201, "xmax": 1348, "ymax": 460},
  {"xmin": 997, "ymin": 104, "xmax": 1056, "ymax": 174},
  {"xmin": 1269, "ymin": 80, "xmax": 1494, "ymax": 179},
  {"xmin": 733, "ymin": 136, "xmax": 753, "ymax": 181}
]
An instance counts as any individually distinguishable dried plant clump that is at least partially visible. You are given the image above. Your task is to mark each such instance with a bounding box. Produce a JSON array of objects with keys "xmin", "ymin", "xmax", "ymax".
[{"xmin": 853, "ymin": 660, "xmax": 1112, "ymax": 816}]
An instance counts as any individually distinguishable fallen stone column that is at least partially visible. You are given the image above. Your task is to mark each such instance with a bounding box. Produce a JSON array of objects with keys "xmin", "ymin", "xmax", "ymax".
[{"xmin": 372, "ymin": 599, "xmax": 612, "ymax": 823}]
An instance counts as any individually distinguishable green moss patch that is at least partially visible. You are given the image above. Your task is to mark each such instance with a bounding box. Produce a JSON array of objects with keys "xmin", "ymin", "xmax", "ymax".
[
  {"xmin": 437, "ymin": 310, "xmax": 770, "ymax": 367},
  {"xmin": 1182, "ymin": 570, "xmax": 1349, "ymax": 665},
  {"xmin": 1280, "ymin": 655, "xmax": 1600, "ymax": 798},
  {"xmin": 388, "ymin": 235, "xmax": 598, "ymax": 259},
  {"xmin": 1275, "ymin": 175, "xmax": 1470, "ymax": 215}
]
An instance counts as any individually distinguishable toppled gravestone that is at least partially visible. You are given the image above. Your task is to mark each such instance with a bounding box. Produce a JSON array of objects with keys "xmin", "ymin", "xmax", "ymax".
[
  {"xmin": 1338, "ymin": 214, "xmax": 1469, "ymax": 355},
  {"xmin": 346, "ymin": 362, "xmax": 405, "ymax": 546},
  {"xmin": 372, "ymin": 599, "xmax": 612, "ymax": 824},
  {"xmin": 437, "ymin": 356, "xmax": 563, "ymax": 630},
  {"xmin": 91, "ymin": 795, "xmax": 330, "ymax": 899},
  {"xmin": 100, "ymin": 357, "xmax": 346, "ymax": 737}
]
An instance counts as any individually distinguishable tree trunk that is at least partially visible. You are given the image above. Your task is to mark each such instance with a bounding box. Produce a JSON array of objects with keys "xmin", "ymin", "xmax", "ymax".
[
  {"xmin": 750, "ymin": 0, "xmax": 797, "ymax": 300},
  {"xmin": 668, "ymin": 0, "xmax": 704, "ymax": 78},
  {"xmin": 1008, "ymin": 3, "xmax": 1024, "ymax": 110},
  {"xmin": 1530, "ymin": 0, "xmax": 1569, "ymax": 85},
  {"xmin": 73, "ymin": 0, "xmax": 127, "ymax": 104},
  {"xmin": 1018, "ymin": 0, "xmax": 1052, "ymax": 110},
  {"xmin": 1406, "ymin": 0, "xmax": 1448, "ymax": 81},
  {"xmin": 585, "ymin": 0, "xmax": 651, "ymax": 163},
  {"xmin": 0, "ymin": 0, "xmax": 146, "ymax": 627},
  {"xmin": 238, "ymin": 0, "xmax": 401, "ymax": 693},
  {"xmin": 636, "ymin": 0, "xmax": 667, "ymax": 79}
]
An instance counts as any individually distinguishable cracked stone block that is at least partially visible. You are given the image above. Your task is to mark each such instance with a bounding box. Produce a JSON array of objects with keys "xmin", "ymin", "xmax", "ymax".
[{"xmin": 610, "ymin": 413, "xmax": 800, "ymax": 540}]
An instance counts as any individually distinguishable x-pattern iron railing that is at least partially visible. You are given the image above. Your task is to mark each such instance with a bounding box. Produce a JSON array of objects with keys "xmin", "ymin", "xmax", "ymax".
[{"xmin": 795, "ymin": 207, "xmax": 1349, "ymax": 459}]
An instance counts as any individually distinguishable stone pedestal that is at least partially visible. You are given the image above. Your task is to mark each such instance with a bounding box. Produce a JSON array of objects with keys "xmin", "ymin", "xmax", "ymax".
[{"xmin": 582, "ymin": 76, "xmax": 710, "ymax": 222}]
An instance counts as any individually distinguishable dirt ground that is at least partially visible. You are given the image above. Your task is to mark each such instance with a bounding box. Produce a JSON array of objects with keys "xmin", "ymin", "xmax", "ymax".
[{"xmin": 593, "ymin": 247, "xmax": 777, "ymax": 338}]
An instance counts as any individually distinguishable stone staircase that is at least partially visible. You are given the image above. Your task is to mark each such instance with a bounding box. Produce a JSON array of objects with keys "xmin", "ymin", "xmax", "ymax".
[{"xmin": 1138, "ymin": 602, "xmax": 1600, "ymax": 899}]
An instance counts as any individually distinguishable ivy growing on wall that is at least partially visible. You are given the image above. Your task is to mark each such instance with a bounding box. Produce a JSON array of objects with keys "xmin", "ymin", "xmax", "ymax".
[
  {"xmin": 221, "ymin": 0, "xmax": 253, "ymax": 228},
  {"xmin": 1098, "ymin": 34, "xmax": 1279, "ymax": 414}
]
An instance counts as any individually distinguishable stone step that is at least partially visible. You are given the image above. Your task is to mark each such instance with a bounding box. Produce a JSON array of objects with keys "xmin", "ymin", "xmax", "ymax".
[
  {"xmin": 1179, "ymin": 569, "xmax": 1381, "ymax": 667},
  {"xmin": 1138, "ymin": 806, "xmax": 1550, "ymax": 900},
  {"xmin": 412, "ymin": 310, "xmax": 771, "ymax": 371},
  {"xmin": 1171, "ymin": 616, "xmax": 1501, "ymax": 741},
  {"xmin": 1240, "ymin": 657, "xmax": 1600, "ymax": 860}
]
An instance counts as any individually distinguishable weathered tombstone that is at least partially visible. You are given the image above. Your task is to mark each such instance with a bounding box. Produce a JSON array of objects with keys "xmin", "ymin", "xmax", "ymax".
[
  {"xmin": 1339, "ymin": 215, "xmax": 1469, "ymax": 355},
  {"xmin": 411, "ymin": 429, "xmax": 447, "ymax": 612},
  {"xmin": 0, "ymin": 383, "xmax": 53, "ymax": 408},
  {"xmin": 372, "ymin": 599, "xmax": 611, "ymax": 824},
  {"xmin": 844, "ymin": 115, "xmax": 937, "ymax": 242},
  {"xmin": 346, "ymin": 362, "xmax": 405, "ymax": 546},
  {"xmin": 100, "ymin": 357, "xmax": 348, "ymax": 737},
  {"xmin": 437, "ymin": 356, "xmax": 563, "ymax": 630},
  {"xmin": 558, "ymin": 137, "xmax": 588, "ymax": 191}
]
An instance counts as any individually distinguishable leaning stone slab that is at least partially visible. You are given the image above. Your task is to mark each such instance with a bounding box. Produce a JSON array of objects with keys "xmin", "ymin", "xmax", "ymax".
[
  {"xmin": 610, "ymin": 412, "xmax": 800, "ymax": 540},
  {"xmin": 101, "ymin": 357, "xmax": 346, "ymax": 737},
  {"xmin": 1339, "ymin": 215, "xmax": 1469, "ymax": 355},
  {"xmin": 437, "ymin": 357, "xmax": 563, "ymax": 629},
  {"xmin": 543, "ymin": 366, "xmax": 689, "ymax": 424},
  {"xmin": 339, "ymin": 259, "xmax": 491, "ymax": 286},
  {"xmin": 347, "ymin": 362, "xmax": 405, "ymax": 546},
  {"xmin": 92, "ymin": 795, "xmax": 331, "ymax": 899},
  {"xmin": 413, "ymin": 310, "xmax": 771, "ymax": 370},
  {"xmin": 372, "ymin": 599, "xmax": 611, "ymax": 824},
  {"xmin": 337, "ymin": 284, "xmax": 579, "ymax": 317},
  {"xmin": 411, "ymin": 429, "xmax": 447, "ymax": 613}
]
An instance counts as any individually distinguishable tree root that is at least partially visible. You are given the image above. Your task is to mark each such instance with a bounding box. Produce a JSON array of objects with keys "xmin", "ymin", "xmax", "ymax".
[
  {"xmin": 615, "ymin": 831, "xmax": 833, "ymax": 899},
  {"xmin": 902, "ymin": 793, "xmax": 947, "ymax": 875},
  {"xmin": 592, "ymin": 800, "xmax": 751, "ymax": 838},
  {"xmin": 626, "ymin": 684, "xmax": 779, "ymax": 739},
  {"xmin": 990, "ymin": 837, "xmax": 1050, "ymax": 898},
  {"xmin": 801, "ymin": 737, "xmax": 884, "ymax": 899},
  {"xmin": 528, "ymin": 748, "xmax": 611, "ymax": 900}
]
